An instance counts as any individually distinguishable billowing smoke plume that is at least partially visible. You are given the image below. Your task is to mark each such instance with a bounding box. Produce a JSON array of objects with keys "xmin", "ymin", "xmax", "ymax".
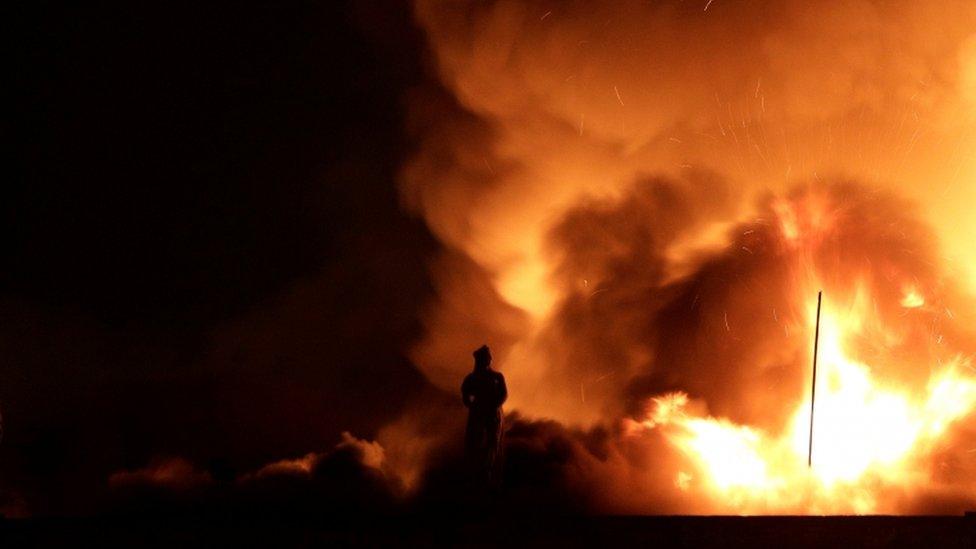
[
  {"xmin": 391, "ymin": 0, "xmax": 976, "ymax": 513},
  {"xmin": 404, "ymin": 0, "xmax": 976, "ymax": 419},
  {"xmin": 99, "ymin": 0, "xmax": 976, "ymax": 516},
  {"xmin": 105, "ymin": 177, "xmax": 976, "ymax": 515}
]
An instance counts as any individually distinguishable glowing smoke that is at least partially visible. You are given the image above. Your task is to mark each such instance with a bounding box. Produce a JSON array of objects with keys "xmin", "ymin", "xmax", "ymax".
[{"xmin": 396, "ymin": 0, "xmax": 976, "ymax": 513}]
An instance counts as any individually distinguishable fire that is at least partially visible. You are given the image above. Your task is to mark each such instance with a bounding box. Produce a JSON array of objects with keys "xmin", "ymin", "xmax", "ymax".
[
  {"xmin": 635, "ymin": 281, "xmax": 976, "ymax": 513},
  {"xmin": 407, "ymin": 0, "xmax": 976, "ymax": 514},
  {"xmin": 901, "ymin": 286, "xmax": 925, "ymax": 308}
]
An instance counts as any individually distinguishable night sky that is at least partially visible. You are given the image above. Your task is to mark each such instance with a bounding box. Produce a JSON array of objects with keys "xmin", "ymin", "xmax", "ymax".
[{"xmin": 7, "ymin": 2, "xmax": 437, "ymax": 514}]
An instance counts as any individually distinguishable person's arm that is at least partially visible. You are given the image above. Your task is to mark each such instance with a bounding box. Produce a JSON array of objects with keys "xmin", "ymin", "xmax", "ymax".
[
  {"xmin": 461, "ymin": 376, "xmax": 472, "ymax": 407},
  {"xmin": 497, "ymin": 373, "xmax": 508, "ymax": 406}
]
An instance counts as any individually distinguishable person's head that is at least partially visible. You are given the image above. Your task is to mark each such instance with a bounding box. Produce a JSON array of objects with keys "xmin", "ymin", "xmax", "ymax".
[{"xmin": 473, "ymin": 345, "xmax": 492, "ymax": 370}]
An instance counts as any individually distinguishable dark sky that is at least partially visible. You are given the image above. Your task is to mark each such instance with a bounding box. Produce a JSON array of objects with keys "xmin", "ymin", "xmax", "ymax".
[{"xmin": 6, "ymin": 1, "xmax": 437, "ymax": 514}]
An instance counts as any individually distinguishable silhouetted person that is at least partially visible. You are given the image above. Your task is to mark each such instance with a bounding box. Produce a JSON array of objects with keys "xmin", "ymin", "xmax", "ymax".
[{"xmin": 461, "ymin": 345, "xmax": 507, "ymax": 483}]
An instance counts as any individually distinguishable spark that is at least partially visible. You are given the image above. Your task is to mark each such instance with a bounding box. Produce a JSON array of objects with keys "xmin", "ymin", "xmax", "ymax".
[
  {"xmin": 540, "ymin": 10, "xmax": 552, "ymax": 21},
  {"xmin": 704, "ymin": 0, "xmax": 715, "ymax": 12},
  {"xmin": 614, "ymin": 85, "xmax": 625, "ymax": 106}
]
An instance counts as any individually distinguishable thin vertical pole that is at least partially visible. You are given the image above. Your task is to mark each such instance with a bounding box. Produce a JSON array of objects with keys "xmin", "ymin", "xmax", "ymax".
[{"xmin": 808, "ymin": 290, "xmax": 822, "ymax": 468}]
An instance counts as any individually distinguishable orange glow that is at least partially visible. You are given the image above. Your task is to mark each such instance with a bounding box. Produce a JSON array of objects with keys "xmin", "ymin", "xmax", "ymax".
[
  {"xmin": 405, "ymin": 0, "xmax": 976, "ymax": 514},
  {"xmin": 901, "ymin": 286, "xmax": 925, "ymax": 308},
  {"xmin": 633, "ymin": 283, "xmax": 976, "ymax": 513}
]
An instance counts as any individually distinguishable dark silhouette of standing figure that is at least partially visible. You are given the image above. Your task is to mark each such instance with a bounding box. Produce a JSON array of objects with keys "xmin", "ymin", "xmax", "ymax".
[{"xmin": 461, "ymin": 345, "xmax": 507, "ymax": 482}]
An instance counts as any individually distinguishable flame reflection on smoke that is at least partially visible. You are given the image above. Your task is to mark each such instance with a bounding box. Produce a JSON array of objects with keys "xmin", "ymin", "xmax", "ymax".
[
  {"xmin": 402, "ymin": 0, "xmax": 976, "ymax": 514},
  {"xmin": 630, "ymin": 287, "xmax": 976, "ymax": 513}
]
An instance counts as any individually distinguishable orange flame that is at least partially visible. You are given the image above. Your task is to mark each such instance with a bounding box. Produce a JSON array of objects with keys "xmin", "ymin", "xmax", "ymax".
[{"xmin": 633, "ymin": 283, "xmax": 976, "ymax": 513}]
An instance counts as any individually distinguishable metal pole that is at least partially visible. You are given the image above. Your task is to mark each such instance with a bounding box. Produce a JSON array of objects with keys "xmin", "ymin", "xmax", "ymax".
[{"xmin": 808, "ymin": 290, "xmax": 822, "ymax": 468}]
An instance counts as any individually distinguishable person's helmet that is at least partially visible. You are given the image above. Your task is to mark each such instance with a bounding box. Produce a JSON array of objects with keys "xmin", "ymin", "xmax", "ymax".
[{"xmin": 473, "ymin": 345, "xmax": 492, "ymax": 369}]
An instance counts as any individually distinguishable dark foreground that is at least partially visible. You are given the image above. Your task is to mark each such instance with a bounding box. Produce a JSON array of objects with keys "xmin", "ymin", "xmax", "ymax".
[{"xmin": 2, "ymin": 514, "xmax": 975, "ymax": 548}]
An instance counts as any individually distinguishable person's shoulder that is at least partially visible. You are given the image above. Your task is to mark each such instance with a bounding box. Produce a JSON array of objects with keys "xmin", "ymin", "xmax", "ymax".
[{"xmin": 492, "ymin": 370, "xmax": 505, "ymax": 381}]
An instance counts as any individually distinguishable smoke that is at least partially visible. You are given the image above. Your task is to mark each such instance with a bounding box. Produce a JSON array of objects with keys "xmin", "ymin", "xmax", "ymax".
[
  {"xmin": 404, "ymin": 0, "xmax": 976, "ymax": 417},
  {"xmin": 89, "ymin": 0, "xmax": 976, "ymax": 517},
  {"xmin": 103, "ymin": 416, "xmax": 690, "ymax": 515},
  {"xmin": 105, "ymin": 432, "xmax": 404, "ymax": 517},
  {"xmin": 109, "ymin": 458, "xmax": 213, "ymax": 491},
  {"xmin": 391, "ymin": 0, "xmax": 976, "ymax": 513},
  {"xmin": 619, "ymin": 180, "xmax": 961, "ymax": 427}
]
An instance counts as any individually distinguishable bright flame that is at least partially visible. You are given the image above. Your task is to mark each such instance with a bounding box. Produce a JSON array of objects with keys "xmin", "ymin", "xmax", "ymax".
[
  {"xmin": 901, "ymin": 286, "xmax": 925, "ymax": 308},
  {"xmin": 637, "ymin": 286, "xmax": 976, "ymax": 513}
]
